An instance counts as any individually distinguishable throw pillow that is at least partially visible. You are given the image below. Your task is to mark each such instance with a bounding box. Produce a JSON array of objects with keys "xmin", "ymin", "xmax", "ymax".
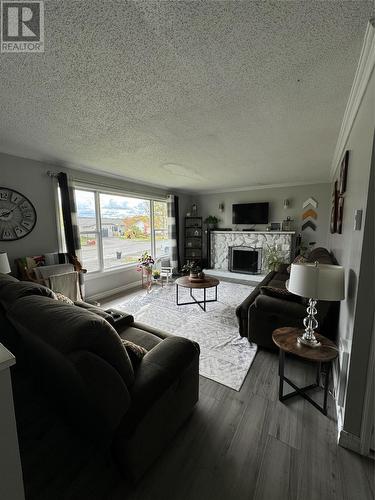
[
  {"xmin": 260, "ymin": 285, "xmax": 305, "ymax": 304},
  {"xmin": 287, "ymin": 255, "xmax": 308, "ymax": 274},
  {"xmin": 121, "ymin": 339, "xmax": 147, "ymax": 367},
  {"xmin": 55, "ymin": 292, "xmax": 74, "ymax": 305}
]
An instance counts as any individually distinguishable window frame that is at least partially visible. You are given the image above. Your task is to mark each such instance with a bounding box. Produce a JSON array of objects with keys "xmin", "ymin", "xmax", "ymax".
[{"xmin": 73, "ymin": 184, "xmax": 168, "ymax": 276}]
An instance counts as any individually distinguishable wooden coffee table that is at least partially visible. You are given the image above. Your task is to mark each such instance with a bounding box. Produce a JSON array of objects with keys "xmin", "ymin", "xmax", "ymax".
[
  {"xmin": 272, "ymin": 327, "xmax": 338, "ymax": 415},
  {"xmin": 175, "ymin": 276, "xmax": 220, "ymax": 311}
]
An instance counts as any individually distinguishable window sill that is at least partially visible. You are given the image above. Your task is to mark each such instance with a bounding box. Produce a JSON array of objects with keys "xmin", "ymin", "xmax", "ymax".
[{"xmin": 84, "ymin": 263, "xmax": 138, "ymax": 280}]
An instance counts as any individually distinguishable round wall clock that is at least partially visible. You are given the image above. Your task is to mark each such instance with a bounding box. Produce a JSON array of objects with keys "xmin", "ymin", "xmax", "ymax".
[{"xmin": 0, "ymin": 187, "xmax": 37, "ymax": 241}]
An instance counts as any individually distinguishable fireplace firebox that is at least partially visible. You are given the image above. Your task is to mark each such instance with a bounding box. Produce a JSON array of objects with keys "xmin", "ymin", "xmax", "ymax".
[{"xmin": 229, "ymin": 246, "xmax": 262, "ymax": 274}]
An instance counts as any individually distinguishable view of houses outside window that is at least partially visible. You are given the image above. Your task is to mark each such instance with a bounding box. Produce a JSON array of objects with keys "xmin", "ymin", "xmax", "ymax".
[{"xmin": 75, "ymin": 189, "xmax": 168, "ymax": 273}]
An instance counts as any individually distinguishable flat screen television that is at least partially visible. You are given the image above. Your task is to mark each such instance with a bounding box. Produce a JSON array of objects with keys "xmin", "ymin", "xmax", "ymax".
[{"xmin": 232, "ymin": 202, "xmax": 269, "ymax": 224}]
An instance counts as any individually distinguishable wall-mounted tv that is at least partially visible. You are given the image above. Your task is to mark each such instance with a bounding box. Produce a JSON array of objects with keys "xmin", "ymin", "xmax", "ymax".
[{"xmin": 232, "ymin": 202, "xmax": 269, "ymax": 224}]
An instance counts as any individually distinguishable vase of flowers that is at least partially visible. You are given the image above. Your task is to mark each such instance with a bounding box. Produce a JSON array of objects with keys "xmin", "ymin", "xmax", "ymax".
[{"xmin": 137, "ymin": 252, "xmax": 155, "ymax": 291}]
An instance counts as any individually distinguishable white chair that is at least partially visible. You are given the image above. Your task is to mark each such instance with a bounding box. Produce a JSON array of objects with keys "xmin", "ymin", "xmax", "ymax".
[{"xmin": 155, "ymin": 256, "xmax": 174, "ymax": 286}]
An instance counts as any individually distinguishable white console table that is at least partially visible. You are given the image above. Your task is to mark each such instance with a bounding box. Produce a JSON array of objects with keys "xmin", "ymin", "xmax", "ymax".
[{"xmin": 0, "ymin": 344, "xmax": 25, "ymax": 500}]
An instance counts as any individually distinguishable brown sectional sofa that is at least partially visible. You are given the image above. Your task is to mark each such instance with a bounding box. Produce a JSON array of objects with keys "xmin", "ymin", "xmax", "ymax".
[
  {"xmin": 236, "ymin": 248, "xmax": 339, "ymax": 350},
  {"xmin": 0, "ymin": 273, "xmax": 199, "ymax": 482}
]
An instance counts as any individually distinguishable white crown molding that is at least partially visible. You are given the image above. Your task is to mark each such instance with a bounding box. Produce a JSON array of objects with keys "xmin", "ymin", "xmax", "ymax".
[
  {"xmin": 330, "ymin": 21, "xmax": 375, "ymax": 179},
  {"xmin": 192, "ymin": 180, "xmax": 329, "ymax": 196}
]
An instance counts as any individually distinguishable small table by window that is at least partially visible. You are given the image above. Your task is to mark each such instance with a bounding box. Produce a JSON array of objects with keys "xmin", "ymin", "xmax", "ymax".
[{"xmin": 272, "ymin": 327, "xmax": 338, "ymax": 416}]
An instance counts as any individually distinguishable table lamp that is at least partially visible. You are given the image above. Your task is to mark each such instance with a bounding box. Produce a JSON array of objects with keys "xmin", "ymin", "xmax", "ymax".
[
  {"xmin": 286, "ymin": 262, "xmax": 345, "ymax": 347},
  {"xmin": 0, "ymin": 252, "xmax": 11, "ymax": 274}
]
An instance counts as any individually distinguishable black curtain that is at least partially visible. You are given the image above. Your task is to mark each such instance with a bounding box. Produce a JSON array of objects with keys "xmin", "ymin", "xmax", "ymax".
[
  {"xmin": 174, "ymin": 195, "xmax": 181, "ymax": 270},
  {"xmin": 57, "ymin": 172, "xmax": 81, "ymax": 257}
]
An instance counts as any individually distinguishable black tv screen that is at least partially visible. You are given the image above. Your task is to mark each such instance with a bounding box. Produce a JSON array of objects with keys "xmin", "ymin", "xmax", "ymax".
[{"xmin": 232, "ymin": 203, "xmax": 269, "ymax": 224}]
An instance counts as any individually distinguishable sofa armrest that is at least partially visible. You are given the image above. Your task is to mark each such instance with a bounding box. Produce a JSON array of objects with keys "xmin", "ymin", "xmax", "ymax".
[
  {"xmin": 69, "ymin": 350, "xmax": 131, "ymax": 436},
  {"xmin": 253, "ymin": 294, "xmax": 306, "ymax": 317},
  {"xmin": 123, "ymin": 337, "xmax": 199, "ymax": 432},
  {"xmin": 236, "ymin": 271, "xmax": 276, "ymax": 316}
]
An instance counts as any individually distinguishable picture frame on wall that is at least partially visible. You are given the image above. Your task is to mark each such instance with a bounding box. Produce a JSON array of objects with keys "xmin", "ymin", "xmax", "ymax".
[
  {"xmin": 330, "ymin": 181, "xmax": 338, "ymax": 234},
  {"xmin": 339, "ymin": 150, "xmax": 349, "ymax": 195},
  {"xmin": 269, "ymin": 222, "xmax": 281, "ymax": 231},
  {"xmin": 337, "ymin": 196, "xmax": 344, "ymax": 234}
]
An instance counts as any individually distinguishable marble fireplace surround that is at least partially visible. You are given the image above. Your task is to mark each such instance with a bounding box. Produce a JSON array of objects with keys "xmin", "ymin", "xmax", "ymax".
[{"xmin": 210, "ymin": 231, "xmax": 295, "ymax": 272}]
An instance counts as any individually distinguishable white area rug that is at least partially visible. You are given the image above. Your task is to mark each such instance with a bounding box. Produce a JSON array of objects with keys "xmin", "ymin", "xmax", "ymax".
[{"xmin": 116, "ymin": 280, "xmax": 258, "ymax": 391}]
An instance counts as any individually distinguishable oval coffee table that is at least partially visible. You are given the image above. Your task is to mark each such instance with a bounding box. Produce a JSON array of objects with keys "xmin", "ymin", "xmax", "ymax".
[{"xmin": 175, "ymin": 276, "xmax": 220, "ymax": 311}]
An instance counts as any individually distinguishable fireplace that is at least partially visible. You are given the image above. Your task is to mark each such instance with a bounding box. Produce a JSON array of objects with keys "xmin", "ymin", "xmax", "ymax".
[{"xmin": 229, "ymin": 246, "xmax": 262, "ymax": 274}]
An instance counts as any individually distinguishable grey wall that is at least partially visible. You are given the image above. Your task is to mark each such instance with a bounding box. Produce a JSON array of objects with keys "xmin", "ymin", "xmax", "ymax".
[
  {"xmin": 0, "ymin": 153, "xmax": 59, "ymax": 269},
  {"xmin": 0, "ymin": 152, "xmax": 190, "ymax": 298},
  {"xmin": 191, "ymin": 182, "xmax": 330, "ymax": 248},
  {"xmin": 327, "ymin": 68, "xmax": 375, "ymax": 438}
]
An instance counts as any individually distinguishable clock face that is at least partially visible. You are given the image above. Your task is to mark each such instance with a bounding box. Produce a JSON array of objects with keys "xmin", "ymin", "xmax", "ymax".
[{"xmin": 0, "ymin": 187, "xmax": 37, "ymax": 241}]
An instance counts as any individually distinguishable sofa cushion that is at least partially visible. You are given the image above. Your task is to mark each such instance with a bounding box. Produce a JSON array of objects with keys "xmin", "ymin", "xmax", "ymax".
[
  {"xmin": 74, "ymin": 301, "xmax": 116, "ymax": 324},
  {"xmin": 7, "ymin": 295, "xmax": 135, "ymax": 387},
  {"xmin": 55, "ymin": 292, "xmax": 75, "ymax": 305},
  {"xmin": 0, "ymin": 273, "xmax": 19, "ymax": 287},
  {"xmin": 287, "ymin": 254, "xmax": 308, "ymax": 273},
  {"xmin": 0, "ymin": 280, "xmax": 57, "ymax": 308},
  {"xmin": 308, "ymin": 247, "xmax": 335, "ymax": 265},
  {"xmin": 121, "ymin": 339, "xmax": 148, "ymax": 367}
]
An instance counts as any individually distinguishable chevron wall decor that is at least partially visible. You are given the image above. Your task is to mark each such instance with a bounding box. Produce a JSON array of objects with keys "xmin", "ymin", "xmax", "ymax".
[
  {"xmin": 302, "ymin": 220, "xmax": 317, "ymax": 231},
  {"xmin": 301, "ymin": 198, "xmax": 318, "ymax": 234},
  {"xmin": 302, "ymin": 208, "xmax": 318, "ymax": 220},
  {"xmin": 302, "ymin": 197, "xmax": 318, "ymax": 209}
]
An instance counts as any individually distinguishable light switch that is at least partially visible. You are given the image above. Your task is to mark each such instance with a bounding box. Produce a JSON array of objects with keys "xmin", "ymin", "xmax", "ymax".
[{"xmin": 354, "ymin": 209, "xmax": 362, "ymax": 230}]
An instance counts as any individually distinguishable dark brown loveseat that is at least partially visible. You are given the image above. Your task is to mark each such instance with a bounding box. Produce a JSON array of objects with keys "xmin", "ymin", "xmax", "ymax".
[
  {"xmin": 0, "ymin": 273, "xmax": 199, "ymax": 483},
  {"xmin": 236, "ymin": 248, "xmax": 339, "ymax": 350}
]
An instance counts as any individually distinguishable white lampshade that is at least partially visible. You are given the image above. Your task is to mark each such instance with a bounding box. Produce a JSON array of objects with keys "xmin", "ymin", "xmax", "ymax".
[
  {"xmin": 286, "ymin": 262, "xmax": 345, "ymax": 301},
  {"xmin": 0, "ymin": 252, "xmax": 11, "ymax": 274}
]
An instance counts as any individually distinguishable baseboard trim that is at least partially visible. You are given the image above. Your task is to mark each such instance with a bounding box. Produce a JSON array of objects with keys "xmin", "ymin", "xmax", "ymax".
[
  {"xmin": 87, "ymin": 280, "xmax": 142, "ymax": 302},
  {"xmin": 338, "ymin": 430, "xmax": 362, "ymax": 454}
]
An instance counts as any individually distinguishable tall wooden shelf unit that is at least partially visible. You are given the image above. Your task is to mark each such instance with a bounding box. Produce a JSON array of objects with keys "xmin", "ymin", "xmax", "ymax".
[{"xmin": 184, "ymin": 217, "xmax": 203, "ymax": 267}]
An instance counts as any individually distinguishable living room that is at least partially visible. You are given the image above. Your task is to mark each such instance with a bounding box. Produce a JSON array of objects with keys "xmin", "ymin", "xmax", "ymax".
[{"xmin": 0, "ymin": 2, "xmax": 374, "ymax": 499}]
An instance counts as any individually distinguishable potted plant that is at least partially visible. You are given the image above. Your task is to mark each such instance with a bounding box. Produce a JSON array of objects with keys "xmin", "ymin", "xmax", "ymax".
[
  {"xmin": 181, "ymin": 261, "xmax": 200, "ymax": 277},
  {"xmin": 152, "ymin": 270, "xmax": 161, "ymax": 280},
  {"xmin": 263, "ymin": 245, "xmax": 284, "ymax": 272},
  {"xmin": 204, "ymin": 215, "xmax": 221, "ymax": 230}
]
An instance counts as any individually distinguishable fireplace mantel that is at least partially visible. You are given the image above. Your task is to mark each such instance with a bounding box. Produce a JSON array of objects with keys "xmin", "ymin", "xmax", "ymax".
[
  {"xmin": 210, "ymin": 231, "xmax": 295, "ymax": 271},
  {"xmin": 211, "ymin": 231, "xmax": 295, "ymax": 235}
]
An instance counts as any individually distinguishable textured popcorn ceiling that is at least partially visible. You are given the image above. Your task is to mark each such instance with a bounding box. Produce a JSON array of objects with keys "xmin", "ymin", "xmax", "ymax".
[{"xmin": 0, "ymin": 1, "xmax": 372, "ymax": 192}]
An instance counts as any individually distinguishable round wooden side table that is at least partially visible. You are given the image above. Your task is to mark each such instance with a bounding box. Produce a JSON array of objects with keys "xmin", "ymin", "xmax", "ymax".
[{"xmin": 272, "ymin": 327, "xmax": 339, "ymax": 415}]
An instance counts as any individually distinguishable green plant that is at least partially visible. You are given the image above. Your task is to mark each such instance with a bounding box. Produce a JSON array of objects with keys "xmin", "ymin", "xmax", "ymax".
[
  {"xmin": 263, "ymin": 245, "xmax": 284, "ymax": 272},
  {"xmin": 204, "ymin": 215, "xmax": 221, "ymax": 226},
  {"xmin": 181, "ymin": 261, "xmax": 200, "ymax": 274},
  {"xmin": 152, "ymin": 270, "xmax": 161, "ymax": 279}
]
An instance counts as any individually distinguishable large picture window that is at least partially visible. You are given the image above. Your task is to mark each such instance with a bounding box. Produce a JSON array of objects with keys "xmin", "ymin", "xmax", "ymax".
[{"xmin": 74, "ymin": 188, "xmax": 168, "ymax": 273}]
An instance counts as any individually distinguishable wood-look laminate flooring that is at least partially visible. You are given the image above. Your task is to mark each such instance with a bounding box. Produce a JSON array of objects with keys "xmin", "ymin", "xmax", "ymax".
[{"xmin": 110, "ymin": 350, "xmax": 374, "ymax": 500}]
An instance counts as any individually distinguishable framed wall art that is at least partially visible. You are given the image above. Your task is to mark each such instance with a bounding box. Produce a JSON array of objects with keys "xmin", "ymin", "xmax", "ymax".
[
  {"xmin": 330, "ymin": 181, "xmax": 338, "ymax": 234},
  {"xmin": 339, "ymin": 150, "xmax": 349, "ymax": 195},
  {"xmin": 337, "ymin": 196, "xmax": 344, "ymax": 234}
]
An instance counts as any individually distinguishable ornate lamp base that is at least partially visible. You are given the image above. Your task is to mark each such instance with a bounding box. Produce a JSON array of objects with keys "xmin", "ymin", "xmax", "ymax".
[
  {"xmin": 299, "ymin": 298, "xmax": 321, "ymax": 348},
  {"xmin": 297, "ymin": 334, "xmax": 321, "ymax": 347}
]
